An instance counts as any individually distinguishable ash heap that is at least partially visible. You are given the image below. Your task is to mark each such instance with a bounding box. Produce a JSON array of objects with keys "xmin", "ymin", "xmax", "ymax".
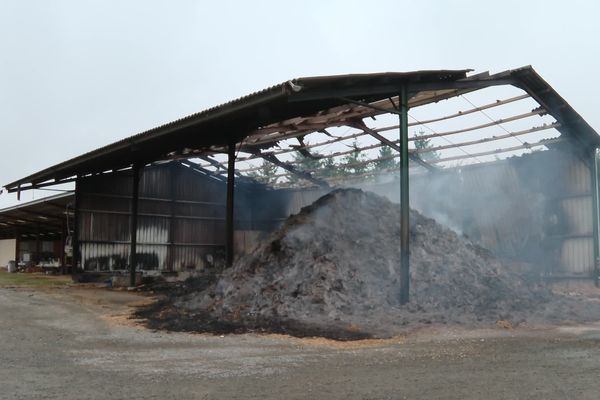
[{"xmin": 138, "ymin": 189, "xmax": 596, "ymax": 339}]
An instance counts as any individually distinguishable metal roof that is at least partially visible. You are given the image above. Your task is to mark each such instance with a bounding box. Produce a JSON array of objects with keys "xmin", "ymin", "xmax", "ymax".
[
  {"xmin": 3, "ymin": 67, "xmax": 599, "ymax": 192},
  {"xmin": 0, "ymin": 193, "xmax": 73, "ymax": 239}
]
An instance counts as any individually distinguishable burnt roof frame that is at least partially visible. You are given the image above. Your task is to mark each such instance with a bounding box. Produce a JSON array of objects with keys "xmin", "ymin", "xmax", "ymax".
[{"xmin": 3, "ymin": 66, "xmax": 599, "ymax": 193}]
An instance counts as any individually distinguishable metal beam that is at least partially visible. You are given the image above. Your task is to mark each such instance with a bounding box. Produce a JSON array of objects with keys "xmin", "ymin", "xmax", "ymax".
[
  {"xmin": 399, "ymin": 85, "xmax": 410, "ymax": 305},
  {"xmin": 226, "ymin": 143, "xmax": 236, "ymax": 267},
  {"xmin": 17, "ymin": 208, "xmax": 66, "ymax": 223},
  {"xmin": 129, "ymin": 164, "xmax": 140, "ymax": 287},
  {"xmin": 6, "ymin": 177, "xmax": 78, "ymax": 193},
  {"xmin": 60, "ymin": 220, "xmax": 66, "ymax": 272},
  {"xmin": 0, "ymin": 215, "xmax": 62, "ymax": 230},
  {"xmin": 167, "ymin": 163, "xmax": 177, "ymax": 272},
  {"xmin": 73, "ymin": 180, "xmax": 81, "ymax": 272},
  {"xmin": 199, "ymin": 93, "xmax": 533, "ymax": 171},
  {"xmin": 407, "ymin": 78, "xmax": 516, "ymax": 93}
]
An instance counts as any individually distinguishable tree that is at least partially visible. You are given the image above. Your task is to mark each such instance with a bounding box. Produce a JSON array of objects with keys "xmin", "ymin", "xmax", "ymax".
[
  {"xmin": 340, "ymin": 140, "xmax": 368, "ymax": 175},
  {"xmin": 374, "ymin": 145, "xmax": 397, "ymax": 171},
  {"xmin": 413, "ymin": 130, "xmax": 439, "ymax": 161},
  {"xmin": 319, "ymin": 156, "xmax": 342, "ymax": 178},
  {"xmin": 286, "ymin": 152, "xmax": 323, "ymax": 184},
  {"xmin": 247, "ymin": 159, "xmax": 278, "ymax": 185}
]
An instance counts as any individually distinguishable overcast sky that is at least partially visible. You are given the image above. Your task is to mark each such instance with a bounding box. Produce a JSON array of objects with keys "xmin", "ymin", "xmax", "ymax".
[{"xmin": 1, "ymin": 0, "xmax": 599, "ymax": 208}]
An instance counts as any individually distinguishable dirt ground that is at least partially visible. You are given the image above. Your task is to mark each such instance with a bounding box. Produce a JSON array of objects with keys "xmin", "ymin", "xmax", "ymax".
[{"xmin": 1, "ymin": 285, "xmax": 600, "ymax": 399}]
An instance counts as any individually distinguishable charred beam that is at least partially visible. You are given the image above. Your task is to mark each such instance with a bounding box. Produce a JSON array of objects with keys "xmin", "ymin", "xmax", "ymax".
[{"xmin": 292, "ymin": 136, "xmax": 324, "ymax": 160}]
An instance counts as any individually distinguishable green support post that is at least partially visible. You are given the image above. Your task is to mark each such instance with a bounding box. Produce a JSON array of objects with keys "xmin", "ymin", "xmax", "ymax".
[{"xmin": 399, "ymin": 84, "xmax": 410, "ymax": 304}]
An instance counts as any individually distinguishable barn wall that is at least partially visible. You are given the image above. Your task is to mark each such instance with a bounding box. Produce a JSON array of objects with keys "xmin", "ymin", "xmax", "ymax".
[
  {"xmin": 76, "ymin": 148, "xmax": 598, "ymax": 279},
  {"xmin": 78, "ymin": 163, "xmax": 228, "ymax": 272},
  {"xmin": 410, "ymin": 148, "xmax": 595, "ymax": 277}
]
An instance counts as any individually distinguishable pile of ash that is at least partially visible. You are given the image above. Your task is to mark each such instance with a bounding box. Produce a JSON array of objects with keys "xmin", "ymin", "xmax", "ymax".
[{"xmin": 136, "ymin": 189, "xmax": 588, "ymax": 340}]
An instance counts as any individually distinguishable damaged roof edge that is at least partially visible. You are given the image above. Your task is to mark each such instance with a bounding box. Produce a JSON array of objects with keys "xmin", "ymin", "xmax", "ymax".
[
  {"xmin": 3, "ymin": 67, "xmax": 598, "ymax": 192},
  {"xmin": 2, "ymin": 70, "xmax": 470, "ymax": 192},
  {"xmin": 509, "ymin": 66, "xmax": 600, "ymax": 149}
]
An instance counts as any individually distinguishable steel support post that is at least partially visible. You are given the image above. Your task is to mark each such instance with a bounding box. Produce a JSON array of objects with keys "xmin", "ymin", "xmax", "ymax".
[
  {"xmin": 226, "ymin": 142, "xmax": 236, "ymax": 267},
  {"xmin": 73, "ymin": 179, "xmax": 81, "ymax": 273},
  {"xmin": 167, "ymin": 163, "xmax": 177, "ymax": 271},
  {"xmin": 591, "ymin": 148, "xmax": 600, "ymax": 287},
  {"xmin": 129, "ymin": 164, "xmax": 140, "ymax": 287},
  {"xmin": 60, "ymin": 221, "xmax": 66, "ymax": 273},
  {"xmin": 399, "ymin": 84, "xmax": 410, "ymax": 304},
  {"xmin": 35, "ymin": 223, "xmax": 41, "ymax": 264}
]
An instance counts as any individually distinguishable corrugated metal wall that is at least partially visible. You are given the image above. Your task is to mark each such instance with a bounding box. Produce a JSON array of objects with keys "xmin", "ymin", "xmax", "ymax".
[
  {"xmin": 78, "ymin": 163, "xmax": 228, "ymax": 272},
  {"xmin": 557, "ymin": 155, "xmax": 594, "ymax": 275},
  {"xmin": 410, "ymin": 148, "xmax": 596, "ymax": 277}
]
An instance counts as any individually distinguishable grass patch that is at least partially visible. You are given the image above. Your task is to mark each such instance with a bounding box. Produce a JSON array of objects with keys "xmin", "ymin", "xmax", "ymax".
[{"xmin": 0, "ymin": 270, "xmax": 72, "ymax": 288}]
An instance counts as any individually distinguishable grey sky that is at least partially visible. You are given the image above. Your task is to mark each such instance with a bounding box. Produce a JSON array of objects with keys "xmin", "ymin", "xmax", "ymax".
[{"xmin": 1, "ymin": 0, "xmax": 599, "ymax": 208}]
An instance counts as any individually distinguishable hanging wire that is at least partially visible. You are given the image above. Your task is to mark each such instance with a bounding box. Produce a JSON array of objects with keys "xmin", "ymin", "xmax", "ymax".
[
  {"xmin": 460, "ymin": 94, "xmax": 525, "ymax": 145},
  {"xmin": 407, "ymin": 114, "xmax": 484, "ymax": 164}
]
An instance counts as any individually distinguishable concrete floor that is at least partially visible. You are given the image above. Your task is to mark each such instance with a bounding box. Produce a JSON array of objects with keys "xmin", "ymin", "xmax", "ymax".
[{"xmin": 1, "ymin": 287, "xmax": 600, "ymax": 400}]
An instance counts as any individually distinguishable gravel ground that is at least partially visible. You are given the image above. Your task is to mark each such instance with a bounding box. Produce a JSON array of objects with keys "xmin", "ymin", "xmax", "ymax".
[{"xmin": 2, "ymin": 287, "xmax": 600, "ymax": 400}]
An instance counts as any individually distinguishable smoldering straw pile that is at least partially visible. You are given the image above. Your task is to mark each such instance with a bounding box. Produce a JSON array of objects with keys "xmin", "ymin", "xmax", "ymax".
[{"xmin": 136, "ymin": 189, "xmax": 597, "ymax": 340}]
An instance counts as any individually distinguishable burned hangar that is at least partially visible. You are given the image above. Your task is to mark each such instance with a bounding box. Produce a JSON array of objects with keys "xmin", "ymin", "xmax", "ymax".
[{"xmin": 2, "ymin": 66, "xmax": 599, "ymax": 300}]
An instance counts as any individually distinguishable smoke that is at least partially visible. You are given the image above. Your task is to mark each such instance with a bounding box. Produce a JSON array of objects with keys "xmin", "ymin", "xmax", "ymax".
[
  {"xmin": 235, "ymin": 146, "xmax": 590, "ymax": 277},
  {"xmin": 324, "ymin": 147, "xmax": 585, "ymax": 275}
]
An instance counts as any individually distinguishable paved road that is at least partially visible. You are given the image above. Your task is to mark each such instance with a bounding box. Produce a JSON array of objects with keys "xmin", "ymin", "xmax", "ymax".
[{"xmin": 1, "ymin": 287, "xmax": 600, "ymax": 400}]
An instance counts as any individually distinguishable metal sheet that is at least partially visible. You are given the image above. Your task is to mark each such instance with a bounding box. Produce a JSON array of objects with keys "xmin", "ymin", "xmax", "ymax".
[
  {"xmin": 560, "ymin": 197, "xmax": 592, "ymax": 235},
  {"xmin": 79, "ymin": 163, "xmax": 229, "ymax": 272},
  {"xmin": 560, "ymin": 238, "xmax": 594, "ymax": 274}
]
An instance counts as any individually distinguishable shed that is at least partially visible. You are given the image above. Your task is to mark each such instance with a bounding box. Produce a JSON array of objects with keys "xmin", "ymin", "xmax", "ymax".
[{"xmin": 3, "ymin": 66, "xmax": 599, "ymax": 295}]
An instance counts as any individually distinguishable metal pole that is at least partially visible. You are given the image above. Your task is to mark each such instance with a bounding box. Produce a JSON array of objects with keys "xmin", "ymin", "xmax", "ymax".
[
  {"xmin": 73, "ymin": 179, "xmax": 81, "ymax": 273},
  {"xmin": 129, "ymin": 164, "xmax": 140, "ymax": 287},
  {"xmin": 35, "ymin": 223, "xmax": 41, "ymax": 265},
  {"xmin": 226, "ymin": 142, "xmax": 236, "ymax": 267},
  {"xmin": 167, "ymin": 163, "xmax": 177, "ymax": 271},
  {"xmin": 399, "ymin": 84, "xmax": 410, "ymax": 304},
  {"xmin": 591, "ymin": 148, "xmax": 600, "ymax": 287},
  {"xmin": 60, "ymin": 220, "xmax": 66, "ymax": 273}
]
